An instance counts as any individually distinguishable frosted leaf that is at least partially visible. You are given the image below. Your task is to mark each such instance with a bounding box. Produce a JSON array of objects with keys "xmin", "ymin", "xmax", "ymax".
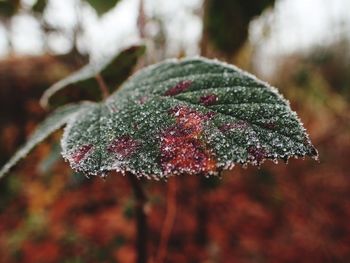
[
  {"xmin": 0, "ymin": 102, "xmax": 93, "ymax": 179},
  {"xmin": 59, "ymin": 57, "xmax": 317, "ymax": 179},
  {"xmin": 40, "ymin": 45, "xmax": 145, "ymax": 108},
  {"xmin": 1, "ymin": 57, "xmax": 317, "ymax": 180}
]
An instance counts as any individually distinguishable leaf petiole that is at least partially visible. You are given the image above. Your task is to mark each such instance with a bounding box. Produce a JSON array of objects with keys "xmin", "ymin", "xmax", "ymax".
[{"xmin": 95, "ymin": 74, "xmax": 110, "ymax": 98}]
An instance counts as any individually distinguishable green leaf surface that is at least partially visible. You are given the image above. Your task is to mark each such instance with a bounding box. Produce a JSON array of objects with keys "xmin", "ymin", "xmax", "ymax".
[
  {"xmin": 40, "ymin": 45, "xmax": 145, "ymax": 108},
  {"xmin": 0, "ymin": 103, "xmax": 92, "ymax": 179},
  {"xmin": 59, "ymin": 57, "xmax": 317, "ymax": 179},
  {"xmin": 85, "ymin": 0, "xmax": 120, "ymax": 15}
]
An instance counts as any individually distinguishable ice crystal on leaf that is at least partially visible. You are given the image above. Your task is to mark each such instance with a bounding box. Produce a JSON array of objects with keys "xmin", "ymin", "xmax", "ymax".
[{"xmin": 0, "ymin": 57, "xmax": 318, "ymax": 180}]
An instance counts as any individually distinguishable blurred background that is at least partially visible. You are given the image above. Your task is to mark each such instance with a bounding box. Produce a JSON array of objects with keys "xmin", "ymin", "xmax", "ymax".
[{"xmin": 0, "ymin": 0, "xmax": 349, "ymax": 262}]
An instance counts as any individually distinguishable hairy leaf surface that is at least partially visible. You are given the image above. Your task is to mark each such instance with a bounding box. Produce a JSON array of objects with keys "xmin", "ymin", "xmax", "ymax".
[
  {"xmin": 0, "ymin": 103, "xmax": 92, "ymax": 179},
  {"xmin": 60, "ymin": 57, "xmax": 317, "ymax": 179}
]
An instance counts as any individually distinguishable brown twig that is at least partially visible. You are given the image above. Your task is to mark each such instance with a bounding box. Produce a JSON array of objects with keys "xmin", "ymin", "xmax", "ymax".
[
  {"xmin": 128, "ymin": 173, "xmax": 148, "ymax": 263},
  {"xmin": 156, "ymin": 178, "xmax": 177, "ymax": 263},
  {"xmin": 137, "ymin": 0, "xmax": 146, "ymax": 39},
  {"xmin": 95, "ymin": 74, "xmax": 110, "ymax": 99}
]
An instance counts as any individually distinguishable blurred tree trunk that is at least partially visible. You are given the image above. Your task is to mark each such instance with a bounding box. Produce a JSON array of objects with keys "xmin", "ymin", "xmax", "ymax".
[{"xmin": 201, "ymin": 0, "xmax": 275, "ymax": 60}]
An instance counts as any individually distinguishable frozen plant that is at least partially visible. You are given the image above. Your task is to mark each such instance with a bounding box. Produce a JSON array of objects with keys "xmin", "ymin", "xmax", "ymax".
[{"xmin": 0, "ymin": 49, "xmax": 318, "ymax": 263}]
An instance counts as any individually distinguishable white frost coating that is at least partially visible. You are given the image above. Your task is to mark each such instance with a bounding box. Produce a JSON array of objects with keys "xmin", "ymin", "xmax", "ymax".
[
  {"xmin": 133, "ymin": 56, "xmax": 288, "ymax": 104},
  {"xmin": 60, "ymin": 104, "xmax": 99, "ymax": 172},
  {"xmin": 202, "ymin": 57, "xmax": 315, "ymax": 142},
  {"xmin": 20, "ymin": 57, "xmax": 318, "ymax": 180},
  {"xmin": 0, "ymin": 103, "xmax": 92, "ymax": 179},
  {"xmin": 124, "ymin": 56, "xmax": 316, "ymax": 156}
]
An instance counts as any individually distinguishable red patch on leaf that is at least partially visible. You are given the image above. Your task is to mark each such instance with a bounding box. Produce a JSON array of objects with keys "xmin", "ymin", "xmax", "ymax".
[
  {"xmin": 219, "ymin": 120, "xmax": 249, "ymax": 132},
  {"xmin": 168, "ymin": 106, "xmax": 215, "ymax": 126},
  {"xmin": 161, "ymin": 106, "xmax": 216, "ymax": 174},
  {"xmin": 71, "ymin": 144, "xmax": 93, "ymax": 163},
  {"xmin": 164, "ymin": 80, "xmax": 192, "ymax": 96},
  {"xmin": 107, "ymin": 135, "xmax": 139, "ymax": 158},
  {"xmin": 168, "ymin": 106, "xmax": 204, "ymax": 133},
  {"xmin": 199, "ymin": 94, "xmax": 218, "ymax": 106},
  {"xmin": 247, "ymin": 146, "xmax": 267, "ymax": 164}
]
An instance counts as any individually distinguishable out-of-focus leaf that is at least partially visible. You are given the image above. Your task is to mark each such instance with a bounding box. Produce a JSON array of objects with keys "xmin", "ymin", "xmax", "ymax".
[
  {"xmin": 85, "ymin": 0, "xmax": 120, "ymax": 16},
  {"xmin": 0, "ymin": 0, "xmax": 20, "ymax": 18},
  {"xmin": 32, "ymin": 0, "xmax": 47, "ymax": 14},
  {"xmin": 40, "ymin": 45, "xmax": 146, "ymax": 108},
  {"xmin": 101, "ymin": 45, "xmax": 146, "ymax": 89},
  {"xmin": 38, "ymin": 142, "xmax": 61, "ymax": 174},
  {"xmin": 59, "ymin": 57, "xmax": 317, "ymax": 179},
  {"xmin": 0, "ymin": 102, "xmax": 92, "ymax": 179}
]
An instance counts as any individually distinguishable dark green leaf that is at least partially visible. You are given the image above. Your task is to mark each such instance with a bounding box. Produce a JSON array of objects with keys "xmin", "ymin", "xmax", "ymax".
[
  {"xmin": 101, "ymin": 45, "xmax": 146, "ymax": 89},
  {"xmin": 59, "ymin": 58, "xmax": 317, "ymax": 179},
  {"xmin": 1, "ymin": 58, "xmax": 318, "ymax": 180}
]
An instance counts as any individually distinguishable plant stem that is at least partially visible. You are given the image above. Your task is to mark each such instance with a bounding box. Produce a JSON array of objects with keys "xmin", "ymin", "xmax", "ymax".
[
  {"xmin": 195, "ymin": 177, "xmax": 208, "ymax": 246},
  {"xmin": 128, "ymin": 173, "xmax": 148, "ymax": 263},
  {"xmin": 156, "ymin": 178, "xmax": 177, "ymax": 263},
  {"xmin": 137, "ymin": 0, "xmax": 146, "ymax": 39},
  {"xmin": 95, "ymin": 74, "xmax": 110, "ymax": 99}
]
